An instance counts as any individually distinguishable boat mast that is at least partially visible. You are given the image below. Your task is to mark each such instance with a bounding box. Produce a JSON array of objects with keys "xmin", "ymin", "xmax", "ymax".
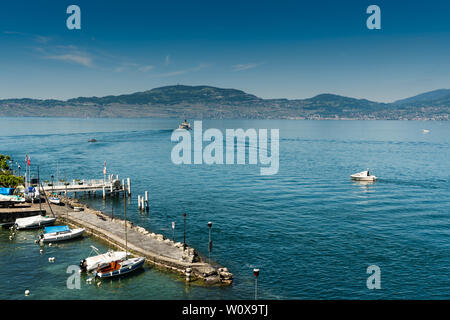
[{"xmin": 124, "ymin": 188, "xmax": 127, "ymax": 256}]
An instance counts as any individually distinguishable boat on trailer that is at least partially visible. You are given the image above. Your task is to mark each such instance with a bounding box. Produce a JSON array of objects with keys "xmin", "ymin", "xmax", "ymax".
[
  {"xmin": 39, "ymin": 225, "xmax": 85, "ymax": 243},
  {"xmin": 80, "ymin": 246, "xmax": 127, "ymax": 272},
  {"xmin": 93, "ymin": 257, "xmax": 145, "ymax": 279},
  {"xmin": 15, "ymin": 215, "xmax": 56, "ymax": 230}
]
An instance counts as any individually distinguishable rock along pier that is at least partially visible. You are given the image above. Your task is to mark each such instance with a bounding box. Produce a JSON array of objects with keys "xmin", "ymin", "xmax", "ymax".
[{"xmin": 49, "ymin": 196, "xmax": 233, "ymax": 285}]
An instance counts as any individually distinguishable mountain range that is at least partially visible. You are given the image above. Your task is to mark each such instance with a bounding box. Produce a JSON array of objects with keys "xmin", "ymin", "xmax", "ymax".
[{"xmin": 0, "ymin": 85, "xmax": 449, "ymax": 120}]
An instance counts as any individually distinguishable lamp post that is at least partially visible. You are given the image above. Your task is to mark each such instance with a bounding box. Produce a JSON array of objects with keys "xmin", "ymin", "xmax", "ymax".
[
  {"xmin": 51, "ymin": 175, "xmax": 54, "ymax": 194},
  {"xmin": 37, "ymin": 165, "xmax": 41, "ymax": 213},
  {"xmin": 208, "ymin": 221, "xmax": 212, "ymax": 264},
  {"xmin": 183, "ymin": 212, "xmax": 187, "ymax": 250},
  {"xmin": 253, "ymin": 268, "xmax": 260, "ymax": 300},
  {"xmin": 65, "ymin": 183, "xmax": 68, "ymax": 220}
]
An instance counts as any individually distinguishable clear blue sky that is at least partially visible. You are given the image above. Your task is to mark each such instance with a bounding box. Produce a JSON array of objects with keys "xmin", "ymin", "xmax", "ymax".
[{"xmin": 0, "ymin": 0, "xmax": 449, "ymax": 102}]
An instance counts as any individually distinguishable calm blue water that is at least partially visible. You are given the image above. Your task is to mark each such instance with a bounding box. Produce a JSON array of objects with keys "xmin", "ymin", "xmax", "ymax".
[{"xmin": 1, "ymin": 118, "xmax": 449, "ymax": 299}]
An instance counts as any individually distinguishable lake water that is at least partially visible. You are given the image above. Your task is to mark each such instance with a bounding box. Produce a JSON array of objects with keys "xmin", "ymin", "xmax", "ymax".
[{"xmin": 0, "ymin": 118, "xmax": 449, "ymax": 299}]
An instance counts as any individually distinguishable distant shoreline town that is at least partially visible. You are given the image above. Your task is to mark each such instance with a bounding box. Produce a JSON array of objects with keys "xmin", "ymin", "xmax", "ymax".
[{"xmin": 0, "ymin": 85, "xmax": 448, "ymax": 120}]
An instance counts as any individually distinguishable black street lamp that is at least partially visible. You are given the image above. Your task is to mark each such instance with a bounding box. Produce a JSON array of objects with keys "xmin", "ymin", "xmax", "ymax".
[
  {"xmin": 51, "ymin": 175, "xmax": 54, "ymax": 194},
  {"xmin": 183, "ymin": 212, "xmax": 187, "ymax": 250}
]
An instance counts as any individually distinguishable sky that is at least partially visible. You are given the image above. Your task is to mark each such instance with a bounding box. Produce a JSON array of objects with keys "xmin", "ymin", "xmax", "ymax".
[{"xmin": 0, "ymin": 0, "xmax": 449, "ymax": 102}]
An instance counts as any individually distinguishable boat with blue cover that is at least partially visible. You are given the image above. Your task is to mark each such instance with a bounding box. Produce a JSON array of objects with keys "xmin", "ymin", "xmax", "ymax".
[{"xmin": 39, "ymin": 225, "xmax": 85, "ymax": 243}]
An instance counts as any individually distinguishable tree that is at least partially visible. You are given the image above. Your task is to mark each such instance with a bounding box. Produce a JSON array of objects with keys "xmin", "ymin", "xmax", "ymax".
[
  {"xmin": 0, "ymin": 154, "xmax": 11, "ymax": 171},
  {"xmin": 0, "ymin": 154, "xmax": 23, "ymax": 187}
]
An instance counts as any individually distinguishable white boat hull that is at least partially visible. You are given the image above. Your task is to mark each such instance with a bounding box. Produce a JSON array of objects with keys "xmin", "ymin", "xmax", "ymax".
[
  {"xmin": 15, "ymin": 215, "xmax": 56, "ymax": 230},
  {"xmin": 351, "ymin": 175, "xmax": 377, "ymax": 181},
  {"xmin": 94, "ymin": 257, "xmax": 145, "ymax": 279},
  {"xmin": 49, "ymin": 197, "xmax": 62, "ymax": 205},
  {"xmin": 81, "ymin": 251, "xmax": 128, "ymax": 272},
  {"xmin": 41, "ymin": 228, "xmax": 85, "ymax": 242},
  {"xmin": 350, "ymin": 170, "xmax": 377, "ymax": 181}
]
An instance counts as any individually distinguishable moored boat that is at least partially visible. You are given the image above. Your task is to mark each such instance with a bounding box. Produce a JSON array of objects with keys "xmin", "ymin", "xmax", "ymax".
[
  {"xmin": 178, "ymin": 120, "xmax": 191, "ymax": 130},
  {"xmin": 350, "ymin": 170, "xmax": 377, "ymax": 181},
  {"xmin": 15, "ymin": 215, "xmax": 56, "ymax": 230},
  {"xmin": 93, "ymin": 257, "xmax": 145, "ymax": 279},
  {"xmin": 48, "ymin": 197, "xmax": 62, "ymax": 205},
  {"xmin": 0, "ymin": 194, "xmax": 25, "ymax": 206},
  {"xmin": 39, "ymin": 225, "xmax": 85, "ymax": 243},
  {"xmin": 80, "ymin": 246, "xmax": 127, "ymax": 272}
]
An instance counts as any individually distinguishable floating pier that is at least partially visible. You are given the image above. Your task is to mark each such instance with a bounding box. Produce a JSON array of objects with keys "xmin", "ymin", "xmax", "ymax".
[{"xmin": 48, "ymin": 195, "xmax": 233, "ymax": 285}]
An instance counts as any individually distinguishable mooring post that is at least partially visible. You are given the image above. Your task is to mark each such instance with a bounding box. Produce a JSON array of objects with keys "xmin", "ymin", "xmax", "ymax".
[
  {"xmin": 172, "ymin": 221, "xmax": 175, "ymax": 241},
  {"xmin": 102, "ymin": 186, "xmax": 106, "ymax": 200},
  {"xmin": 253, "ymin": 269, "xmax": 259, "ymax": 300},
  {"xmin": 145, "ymin": 191, "xmax": 149, "ymax": 211},
  {"xmin": 127, "ymin": 178, "xmax": 131, "ymax": 197},
  {"xmin": 138, "ymin": 195, "xmax": 141, "ymax": 210},
  {"xmin": 185, "ymin": 268, "xmax": 192, "ymax": 282}
]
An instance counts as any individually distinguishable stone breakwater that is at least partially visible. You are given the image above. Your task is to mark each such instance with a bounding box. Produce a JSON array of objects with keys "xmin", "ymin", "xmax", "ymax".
[{"xmin": 50, "ymin": 196, "xmax": 233, "ymax": 285}]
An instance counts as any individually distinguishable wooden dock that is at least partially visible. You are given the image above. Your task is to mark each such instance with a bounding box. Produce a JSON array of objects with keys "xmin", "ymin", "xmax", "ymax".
[{"xmin": 47, "ymin": 196, "xmax": 233, "ymax": 285}]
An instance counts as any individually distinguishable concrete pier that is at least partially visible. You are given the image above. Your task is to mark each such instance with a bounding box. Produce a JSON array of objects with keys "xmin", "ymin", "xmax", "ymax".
[{"xmin": 49, "ymin": 196, "xmax": 233, "ymax": 285}]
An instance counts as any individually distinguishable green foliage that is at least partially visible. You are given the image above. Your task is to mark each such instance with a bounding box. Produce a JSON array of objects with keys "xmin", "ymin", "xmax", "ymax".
[
  {"xmin": 0, "ymin": 154, "xmax": 23, "ymax": 187},
  {"xmin": 0, "ymin": 154, "xmax": 11, "ymax": 171},
  {"xmin": 0, "ymin": 173, "xmax": 23, "ymax": 188}
]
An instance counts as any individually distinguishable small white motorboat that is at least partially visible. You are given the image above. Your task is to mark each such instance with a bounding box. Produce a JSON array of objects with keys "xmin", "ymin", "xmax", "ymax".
[
  {"xmin": 39, "ymin": 225, "xmax": 85, "ymax": 243},
  {"xmin": 48, "ymin": 197, "xmax": 62, "ymax": 205},
  {"xmin": 15, "ymin": 215, "xmax": 56, "ymax": 230},
  {"xmin": 178, "ymin": 120, "xmax": 191, "ymax": 130},
  {"xmin": 350, "ymin": 170, "xmax": 377, "ymax": 181},
  {"xmin": 80, "ymin": 246, "xmax": 127, "ymax": 272},
  {"xmin": 93, "ymin": 257, "xmax": 145, "ymax": 279}
]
